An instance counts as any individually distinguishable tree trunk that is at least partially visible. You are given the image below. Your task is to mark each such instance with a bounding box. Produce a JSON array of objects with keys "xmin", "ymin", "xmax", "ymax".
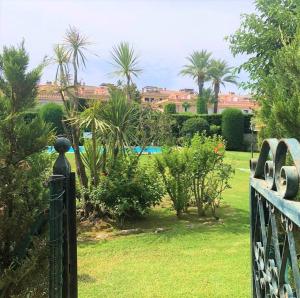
[
  {"xmin": 126, "ymin": 75, "xmax": 131, "ymax": 101},
  {"xmin": 213, "ymin": 83, "xmax": 220, "ymax": 114}
]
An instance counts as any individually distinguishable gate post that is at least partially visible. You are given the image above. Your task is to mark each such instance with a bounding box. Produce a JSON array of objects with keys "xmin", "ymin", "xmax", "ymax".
[{"xmin": 49, "ymin": 137, "xmax": 78, "ymax": 298}]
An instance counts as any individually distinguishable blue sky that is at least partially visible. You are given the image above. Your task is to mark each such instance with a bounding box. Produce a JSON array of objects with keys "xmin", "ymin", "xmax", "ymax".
[{"xmin": 0, "ymin": 0, "xmax": 255, "ymax": 94}]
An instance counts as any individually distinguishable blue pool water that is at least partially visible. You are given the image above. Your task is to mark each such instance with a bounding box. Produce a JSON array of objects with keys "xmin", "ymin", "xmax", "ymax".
[{"xmin": 48, "ymin": 146, "xmax": 162, "ymax": 154}]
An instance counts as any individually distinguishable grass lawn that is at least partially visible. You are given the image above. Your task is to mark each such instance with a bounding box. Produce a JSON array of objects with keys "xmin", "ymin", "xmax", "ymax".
[{"xmin": 66, "ymin": 151, "xmax": 254, "ymax": 298}]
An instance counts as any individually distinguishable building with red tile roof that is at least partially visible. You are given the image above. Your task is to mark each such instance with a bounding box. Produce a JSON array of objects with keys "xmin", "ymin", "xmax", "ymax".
[{"xmin": 37, "ymin": 83, "xmax": 257, "ymax": 114}]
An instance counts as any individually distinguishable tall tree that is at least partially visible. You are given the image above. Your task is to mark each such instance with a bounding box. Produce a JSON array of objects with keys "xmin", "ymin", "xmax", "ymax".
[
  {"xmin": 53, "ymin": 27, "xmax": 91, "ymax": 215},
  {"xmin": 0, "ymin": 43, "xmax": 52, "ymax": 296},
  {"xmin": 208, "ymin": 59, "xmax": 237, "ymax": 113},
  {"xmin": 227, "ymin": 0, "xmax": 299, "ymax": 137},
  {"xmin": 63, "ymin": 27, "xmax": 90, "ymax": 195},
  {"xmin": 180, "ymin": 50, "xmax": 212, "ymax": 97},
  {"xmin": 111, "ymin": 42, "xmax": 142, "ymax": 101}
]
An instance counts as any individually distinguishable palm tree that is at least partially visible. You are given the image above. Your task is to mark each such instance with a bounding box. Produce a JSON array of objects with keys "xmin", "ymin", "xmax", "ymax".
[
  {"xmin": 182, "ymin": 101, "xmax": 191, "ymax": 112},
  {"xmin": 65, "ymin": 26, "xmax": 90, "ymax": 86},
  {"xmin": 180, "ymin": 50, "xmax": 212, "ymax": 96},
  {"xmin": 100, "ymin": 89, "xmax": 139, "ymax": 160},
  {"xmin": 61, "ymin": 27, "xmax": 91, "ymax": 207},
  {"xmin": 77, "ymin": 101, "xmax": 108, "ymax": 186},
  {"xmin": 111, "ymin": 42, "xmax": 142, "ymax": 100},
  {"xmin": 208, "ymin": 59, "xmax": 237, "ymax": 113},
  {"xmin": 53, "ymin": 44, "xmax": 70, "ymax": 87}
]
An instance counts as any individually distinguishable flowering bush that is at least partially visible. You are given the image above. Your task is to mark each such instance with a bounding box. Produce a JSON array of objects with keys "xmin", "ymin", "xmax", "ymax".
[{"xmin": 189, "ymin": 134, "xmax": 234, "ymax": 218}]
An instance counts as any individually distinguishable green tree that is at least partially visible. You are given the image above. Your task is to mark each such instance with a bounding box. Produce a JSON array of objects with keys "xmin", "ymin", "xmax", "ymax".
[
  {"xmin": 197, "ymin": 88, "xmax": 214, "ymax": 114},
  {"xmin": 227, "ymin": 0, "xmax": 299, "ymax": 137},
  {"xmin": 0, "ymin": 43, "xmax": 52, "ymax": 296},
  {"xmin": 164, "ymin": 103, "xmax": 177, "ymax": 114},
  {"xmin": 76, "ymin": 100, "xmax": 108, "ymax": 186},
  {"xmin": 182, "ymin": 101, "xmax": 191, "ymax": 112},
  {"xmin": 100, "ymin": 89, "xmax": 139, "ymax": 160},
  {"xmin": 222, "ymin": 108, "xmax": 244, "ymax": 150},
  {"xmin": 208, "ymin": 59, "xmax": 237, "ymax": 113},
  {"xmin": 258, "ymin": 29, "xmax": 300, "ymax": 140},
  {"xmin": 227, "ymin": 0, "xmax": 298, "ymax": 92},
  {"xmin": 39, "ymin": 102, "xmax": 64, "ymax": 135},
  {"xmin": 180, "ymin": 50, "xmax": 212, "ymax": 102},
  {"xmin": 111, "ymin": 42, "xmax": 142, "ymax": 101}
]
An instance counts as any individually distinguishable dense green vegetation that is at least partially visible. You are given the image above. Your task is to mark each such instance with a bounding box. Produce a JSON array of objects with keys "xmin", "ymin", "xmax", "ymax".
[
  {"xmin": 0, "ymin": 43, "xmax": 52, "ymax": 297},
  {"xmin": 76, "ymin": 151, "xmax": 252, "ymax": 298},
  {"xmin": 39, "ymin": 102, "xmax": 64, "ymax": 134},
  {"xmin": 222, "ymin": 108, "xmax": 244, "ymax": 150},
  {"xmin": 228, "ymin": 0, "xmax": 299, "ymax": 141}
]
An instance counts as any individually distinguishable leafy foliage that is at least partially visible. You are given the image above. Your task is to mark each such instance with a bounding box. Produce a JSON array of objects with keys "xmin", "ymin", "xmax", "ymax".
[
  {"xmin": 197, "ymin": 88, "xmax": 214, "ymax": 114},
  {"xmin": 180, "ymin": 50, "xmax": 212, "ymax": 96},
  {"xmin": 258, "ymin": 29, "xmax": 300, "ymax": 140},
  {"xmin": 180, "ymin": 117, "xmax": 209, "ymax": 138},
  {"xmin": 222, "ymin": 108, "xmax": 244, "ymax": 150},
  {"xmin": 39, "ymin": 102, "xmax": 64, "ymax": 135},
  {"xmin": 227, "ymin": 0, "xmax": 299, "ymax": 139},
  {"xmin": 155, "ymin": 148, "xmax": 191, "ymax": 217},
  {"xmin": 87, "ymin": 156, "xmax": 164, "ymax": 224},
  {"xmin": 227, "ymin": 0, "xmax": 298, "ymax": 92},
  {"xmin": 111, "ymin": 42, "xmax": 142, "ymax": 100},
  {"xmin": 208, "ymin": 59, "xmax": 237, "ymax": 113},
  {"xmin": 0, "ymin": 43, "xmax": 52, "ymax": 296},
  {"xmin": 189, "ymin": 134, "xmax": 234, "ymax": 218},
  {"xmin": 164, "ymin": 103, "xmax": 176, "ymax": 114}
]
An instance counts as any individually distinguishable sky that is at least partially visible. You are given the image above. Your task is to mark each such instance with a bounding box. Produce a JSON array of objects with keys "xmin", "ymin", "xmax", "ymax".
[{"xmin": 0, "ymin": 0, "xmax": 255, "ymax": 94}]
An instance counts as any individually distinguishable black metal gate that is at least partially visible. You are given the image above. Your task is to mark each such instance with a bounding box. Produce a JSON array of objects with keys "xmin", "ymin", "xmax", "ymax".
[
  {"xmin": 49, "ymin": 137, "xmax": 77, "ymax": 298},
  {"xmin": 250, "ymin": 138, "xmax": 300, "ymax": 297}
]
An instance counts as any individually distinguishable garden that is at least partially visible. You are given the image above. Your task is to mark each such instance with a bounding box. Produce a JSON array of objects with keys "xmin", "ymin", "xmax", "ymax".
[{"xmin": 1, "ymin": 0, "xmax": 300, "ymax": 297}]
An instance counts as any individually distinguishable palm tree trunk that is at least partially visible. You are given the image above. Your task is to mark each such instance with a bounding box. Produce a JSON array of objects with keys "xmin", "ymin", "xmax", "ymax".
[
  {"xmin": 126, "ymin": 75, "xmax": 131, "ymax": 101},
  {"xmin": 197, "ymin": 77, "xmax": 204, "ymax": 96},
  {"xmin": 213, "ymin": 83, "xmax": 220, "ymax": 114}
]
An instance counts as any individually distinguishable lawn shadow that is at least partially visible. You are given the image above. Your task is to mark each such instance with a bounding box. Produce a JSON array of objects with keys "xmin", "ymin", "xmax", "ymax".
[
  {"xmin": 77, "ymin": 202, "xmax": 250, "ymax": 246},
  {"xmin": 78, "ymin": 273, "xmax": 97, "ymax": 283}
]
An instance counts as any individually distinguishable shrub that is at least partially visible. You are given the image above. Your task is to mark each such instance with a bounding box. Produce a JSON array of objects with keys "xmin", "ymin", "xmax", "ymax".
[
  {"xmin": 180, "ymin": 117, "xmax": 209, "ymax": 137},
  {"xmin": 39, "ymin": 102, "xmax": 64, "ymax": 135},
  {"xmin": 210, "ymin": 124, "xmax": 221, "ymax": 135},
  {"xmin": 189, "ymin": 134, "xmax": 234, "ymax": 218},
  {"xmin": 164, "ymin": 103, "xmax": 176, "ymax": 114},
  {"xmin": 88, "ymin": 156, "xmax": 164, "ymax": 224},
  {"xmin": 0, "ymin": 43, "xmax": 52, "ymax": 296},
  {"xmin": 222, "ymin": 108, "xmax": 244, "ymax": 150},
  {"xmin": 155, "ymin": 148, "xmax": 191, "ymax": 217}
]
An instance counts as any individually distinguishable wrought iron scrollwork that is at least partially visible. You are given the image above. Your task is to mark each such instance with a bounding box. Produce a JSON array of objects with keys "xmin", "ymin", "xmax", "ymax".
[{"xmin": 250, "ymin": 138, "xmax": 300, "ymax": 297}]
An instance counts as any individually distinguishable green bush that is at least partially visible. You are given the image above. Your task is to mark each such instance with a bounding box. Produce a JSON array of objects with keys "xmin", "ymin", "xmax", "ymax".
[
  {"xmin": 39, "ymin": 103, "xmax": 64, "ymax": 134},
  {"xmin": 222, "ymin": 108, "xmax": 244, "ymax": 150},
  {"xmin": 88, "ymin": 156, "xmax": 164, "ymax": 224},
  {"xmin": 180, "ymin": 117, "xmax": 209, "ymax": 137},
  {"xmin": 210, "ymin": 124, "xmax": 221, "ymax": 135},
  {"xmin": 164, "ymin": 103, "xmax": 176, "ymax": 114},
  {"xmin": 189, "ymin": 134, "xmax": 234, "ymax": 217},
  {"xmin": 155, "ymin": 148, "xmax": 191, "ymax": 217}
]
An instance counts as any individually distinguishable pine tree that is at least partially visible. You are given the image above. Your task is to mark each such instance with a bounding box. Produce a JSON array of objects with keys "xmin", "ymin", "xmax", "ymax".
[{"xmin": 0, "ymin": 42, "xmax": 52, "ymax": 296}]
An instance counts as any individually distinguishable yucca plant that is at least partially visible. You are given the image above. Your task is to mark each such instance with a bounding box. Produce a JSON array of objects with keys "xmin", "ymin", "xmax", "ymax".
[{"xmin": 111, "ymin": 42, "xmax": 142, "ymax": 101}]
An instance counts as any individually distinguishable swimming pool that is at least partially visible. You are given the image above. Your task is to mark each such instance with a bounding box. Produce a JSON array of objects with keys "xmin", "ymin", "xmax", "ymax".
[{"xmin": 47, "ymin": 146, "xmax": 162, "ymax": 154}]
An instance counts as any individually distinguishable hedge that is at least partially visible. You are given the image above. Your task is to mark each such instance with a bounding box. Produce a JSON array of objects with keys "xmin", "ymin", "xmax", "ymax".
[
  {"xmin": 180, "ymin": 117, "xmax": 210, "ymax": 137},
  {"xmin": 171, "ymin": 113, "xmax": 252, "ymax": 136},
  {"xmin": 221, "ymin": 108, "xmax": 244, "ymax": 150},
  {"xmin": 39, "ymin": 103, "xmax": 64, "ymax": 135}
]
